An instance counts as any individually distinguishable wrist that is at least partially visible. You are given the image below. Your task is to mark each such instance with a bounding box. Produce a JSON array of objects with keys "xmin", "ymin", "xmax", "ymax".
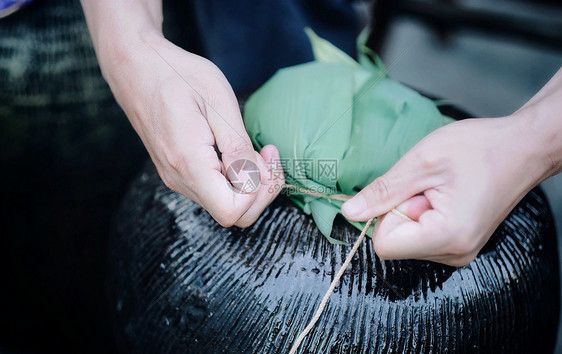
[
  {"xmin": 98, "ymin": 29, "xmax": 165, "ymax": 85},
  {"xmin": 516, "ymin": 69, "xmax": 562, "ymax": 179},
  {"xmin": 81, "ymin": 1, "xmax": 164, "ymax": 83},
  {"xmin": 512, "ymin": 105, "xmax": 562, "ymax": 184}
]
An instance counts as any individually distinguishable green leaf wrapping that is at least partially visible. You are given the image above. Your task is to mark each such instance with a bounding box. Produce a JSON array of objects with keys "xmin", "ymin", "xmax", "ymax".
[{"xmin": 244, "ymin": 29, "xmax": 454, "ymax": 243}]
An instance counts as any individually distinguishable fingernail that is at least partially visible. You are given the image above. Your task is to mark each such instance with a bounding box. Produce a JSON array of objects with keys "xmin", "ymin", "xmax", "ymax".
[
  {"xmin": 342, "ymin": 194, "xmax": 367, "ymax": 218},
  {"xmin": 395, "ymin": 200, "xmax": 409, "ymax": 214}
]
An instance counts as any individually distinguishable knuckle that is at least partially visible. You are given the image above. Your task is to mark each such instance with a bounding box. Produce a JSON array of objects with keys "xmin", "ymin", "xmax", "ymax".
[
  {"xmin": 214, "ymin": 206, "xmax": 243, "ymax": 228},
  {"xmin": 162, "ymin": 149, "xmax": 196, "ymax": 189},
  {"xmin": 158, "ymin": 140, "xmax": 185, "ymax": 170},
  {"xmin": 446, "ymin": 253, "xmax": 477, "ymax": 268},
  {"xmin": 154, "ymin": 162, "xmax": 178, "ymax": 192},
  {"xmin": 448, "ymin": 234, "xmax": 476, "ymax": 258},
  {"xmin": 366, "ymin": 176, "xmax": 392, "ymax": 204},
  {"xmin": 234, "ymin": 218, "xmax": 254, "ymax": 229},
  {"xmin": 218, "ymin": 220, "xmax": 235, "ymax": 228},
  {"xmin": 157, "ymin": 148, "xmax": 197, "ymax": 195},
  {"xmin": 195, "ymin": 60, "xmax": 232, "ymax": 100},
  {"xmin": 223, "ymin": 135, "xmax": 252, "ymax": 159},
  {"xmin": 417, "ymin": 152, "xmax": 437, "ymax": 171},
  {"xmin": 202, "ymin": 61, "xmax": 232, "ymax": 91},
  {"xmin": 164, "ymin": 150, "xmax": 186, "ymax": 175},
  {"xmin": 207, "ymin": 62, "xmax": 229, "ymax": 84},
  {"xmin": 416, "ymin": 151, "xmax": 451, "ymax": 176},
  {"xmin": 215, "ymin": 216, "xmax": 236, "ymax": 228},
  {"xmin": 159, "ymin": 171, "xmax": 178, "ymax": 193}
]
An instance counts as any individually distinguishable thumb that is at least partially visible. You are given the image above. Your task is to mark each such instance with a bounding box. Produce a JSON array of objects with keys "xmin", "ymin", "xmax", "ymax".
[
  {"xmin": 203, "ymin": 92, "xmax": 260, "ymax": 194},
  {"xmin": 220, "ymin": 133, "xmax": 261, "ymax": 194},
  {"xmin": 342, "ymin": 156, "xmax": 430, "ymax": 221}
]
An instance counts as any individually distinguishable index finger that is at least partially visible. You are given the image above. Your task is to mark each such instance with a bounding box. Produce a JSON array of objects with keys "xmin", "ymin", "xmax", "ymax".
[
  {"xmin": 202, "ymin": 81, "xmax": 259, "ymax": 182},
  {"xmin": 192, "ymin": 163, "xmax": 257, "ymax": 227}
]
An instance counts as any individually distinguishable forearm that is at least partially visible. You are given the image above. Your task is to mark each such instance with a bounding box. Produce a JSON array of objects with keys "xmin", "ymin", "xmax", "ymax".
[
  {"xmin": 516, "ymin": 68, "xmax": 562, "ymax": 180},
  {"xmin": 80, "ymin": 0, "xmax": 164, "ymax": 80}
]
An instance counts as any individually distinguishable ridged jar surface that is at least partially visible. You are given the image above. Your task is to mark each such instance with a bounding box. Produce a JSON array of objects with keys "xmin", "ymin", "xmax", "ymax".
[{"xmin": 108, "ymin": 163, "xmax": 560, "ymax": 353}]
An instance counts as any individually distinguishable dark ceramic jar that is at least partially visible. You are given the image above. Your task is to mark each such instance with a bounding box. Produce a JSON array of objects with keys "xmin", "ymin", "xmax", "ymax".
[{"xmin": 108, "ymin": 161, "xmax": 559, "ymax": 353}]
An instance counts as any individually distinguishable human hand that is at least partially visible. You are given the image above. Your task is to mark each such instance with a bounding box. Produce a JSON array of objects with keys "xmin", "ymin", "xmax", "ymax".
[
  {"xmin": 101, "ymin": 33, "xmax": 284, "ymax": 227},
  {"xmin": 341, "ymin": 115, "xmax": 552, "ymax": 267}
]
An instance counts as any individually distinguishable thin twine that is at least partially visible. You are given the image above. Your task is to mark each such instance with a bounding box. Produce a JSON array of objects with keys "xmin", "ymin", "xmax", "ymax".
[
  {"xmin": 288, "ymin": 218, "xmax": 374, "ymax": 354},
  {"xmin": 282, "ymin": 184, "xmax": 412, "ymax": 221},
  {"xmin": 391, "ymin": 208, "xmax": 413, "ymax": 222},
  {"xmin": 283, "ymin": 184, "xmax": 413, "ymax": 353}
]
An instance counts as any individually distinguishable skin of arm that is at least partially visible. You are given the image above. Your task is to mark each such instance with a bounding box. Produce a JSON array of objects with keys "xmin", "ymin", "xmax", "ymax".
[
  {"xmin": 81, "ymin": 1, "xmax": 562, "ymax": 256},
  {"xmin": 80, "ymin": 1, "xmax": 284, "ymax": 227},
  {"xmin": 342, "ymin": 68, "xmax": 562, "ymax": 267}
]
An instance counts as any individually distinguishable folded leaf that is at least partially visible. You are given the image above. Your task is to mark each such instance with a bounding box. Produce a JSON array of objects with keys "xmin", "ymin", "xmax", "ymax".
[{"xmin": 244, "ymin": 28, "xmax": 453, "ymax": 242}]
